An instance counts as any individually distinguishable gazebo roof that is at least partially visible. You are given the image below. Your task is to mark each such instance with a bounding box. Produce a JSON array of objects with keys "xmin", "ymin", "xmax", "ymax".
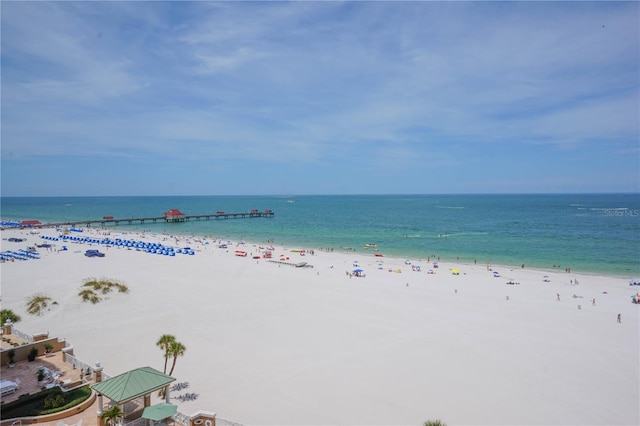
[{"xmin": 91, "ymin": 366, "xmax": 175, "ymax": 404}]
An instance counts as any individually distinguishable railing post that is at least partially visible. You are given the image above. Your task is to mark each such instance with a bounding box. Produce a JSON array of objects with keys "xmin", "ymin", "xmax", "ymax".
[
  {"xmin": 94, "ymin": 362, "xmax": 104, "ymax": 383},
  {"xmin": 3, "ymin": 319, "xmax": 13, "ymax": 335},
  {"xmin": 61, "ymin": 345, "xmax": 74, "ymax": 363}
]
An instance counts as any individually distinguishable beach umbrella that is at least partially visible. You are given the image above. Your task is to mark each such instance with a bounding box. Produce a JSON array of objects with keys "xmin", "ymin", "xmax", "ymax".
[
  {"xmin": 353, "ymin": 269, "xmax": 363, "ymax": 273},
  {"xmin": 141, "ymin": 403, "xmax": 177, "ymax": 422}
]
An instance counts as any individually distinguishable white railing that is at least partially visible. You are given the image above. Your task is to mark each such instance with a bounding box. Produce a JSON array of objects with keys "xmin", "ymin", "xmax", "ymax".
[
  {"xmin": 172, "ymin": 412, "xmax": 191, "ymax": 426},
  {"xmin": 64, "ymin": 354, "xmax": 92, "ymax": 374},
  {"xmin": 170, "ymin": 413, "xmax": 244, "ymax": 426},
  {"xmin": 216, "ymin": 418, "xmax": 245, "ymax": 426},
  {"xmin": 123, "ymin": 418, "xmax": 145, "ymax": 426},
  {"xmin": 173, "ymin": 411, "xmax": 191, "ymax": 426},
  {"xmin": 10, "ymin": 326, "xmax": 33, "ymax": 344}
]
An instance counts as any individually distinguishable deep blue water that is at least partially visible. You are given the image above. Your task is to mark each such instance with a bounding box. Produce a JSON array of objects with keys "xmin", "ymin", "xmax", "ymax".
[{"xmin": 1, "ymin": 194, "xmax": 639, "ymax": 276}]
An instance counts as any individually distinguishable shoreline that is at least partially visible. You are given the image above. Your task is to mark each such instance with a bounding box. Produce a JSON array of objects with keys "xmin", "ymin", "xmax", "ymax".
[
  {"xmin": 1, "ymin": 226, "xmax": 639, "ymax": 425},
  {"xmin": 4, "ymin": 221, "xmax": 636, "ymax": 279}
]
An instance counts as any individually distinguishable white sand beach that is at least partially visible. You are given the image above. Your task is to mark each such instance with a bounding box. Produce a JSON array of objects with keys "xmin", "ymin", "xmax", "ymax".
[{"xmin": 1, "ymin": 227, "xmax": 638, "ymax": 425}]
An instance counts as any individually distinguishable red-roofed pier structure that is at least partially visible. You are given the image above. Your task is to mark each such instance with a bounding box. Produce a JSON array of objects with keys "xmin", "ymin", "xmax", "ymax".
[{"xmin": 2, "ymin": 209, "xmax": 275, "ymax": 230}]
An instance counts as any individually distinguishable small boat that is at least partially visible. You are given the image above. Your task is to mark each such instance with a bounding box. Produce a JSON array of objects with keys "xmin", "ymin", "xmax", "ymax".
[{"xmin": 364, "ymin": 243, "xmax": 377, "ymax": 249}]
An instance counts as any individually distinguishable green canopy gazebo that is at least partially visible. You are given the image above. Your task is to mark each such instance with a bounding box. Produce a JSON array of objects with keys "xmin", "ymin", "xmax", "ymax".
[{"xmin": 91, "ymin": 366, "xmax": 176, "ymax": 426}]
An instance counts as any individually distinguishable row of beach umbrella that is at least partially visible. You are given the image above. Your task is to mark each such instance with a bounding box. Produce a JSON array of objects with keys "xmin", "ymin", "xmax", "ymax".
[
  {"xmin": 1, "ymin": 249, "xmax": 40, "ymax": 261},
  {"xmin": 0, "ymin": 221, "xmax": 22, "ymax": 227},
  {"xmin": 40, "ymin": 234, "xmax": 195, "ymax": 256}
]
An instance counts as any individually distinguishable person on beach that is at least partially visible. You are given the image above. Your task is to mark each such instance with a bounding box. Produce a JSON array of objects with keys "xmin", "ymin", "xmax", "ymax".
[
  {"xmin": 557, "ymin": 293, "xmax": 560, "ymax": 301},
  {"xmin": 617, "ymin": 313, "xmax": 621, "ymax": 323}
]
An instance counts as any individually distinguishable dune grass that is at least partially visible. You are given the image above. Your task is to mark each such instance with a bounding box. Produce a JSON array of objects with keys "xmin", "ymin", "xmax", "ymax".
[
  {"xmin": 78, "ymin": 278, "xmax": 129, "ymax": 304},
  {"xmin": 25, "ymin": 294, "xmax": 57, "ymax": 316}
]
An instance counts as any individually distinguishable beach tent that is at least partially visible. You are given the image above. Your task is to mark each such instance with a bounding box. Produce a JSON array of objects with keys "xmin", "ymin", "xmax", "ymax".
[{"xmin": 493, "ymin": 271, "xmax": 501, "ymax": 277}]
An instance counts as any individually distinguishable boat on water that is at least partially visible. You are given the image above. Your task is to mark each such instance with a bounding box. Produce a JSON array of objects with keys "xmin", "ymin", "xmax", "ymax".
[{"xmin": 364, "ymin": 243, "xmax": 377, "ymax": 249}]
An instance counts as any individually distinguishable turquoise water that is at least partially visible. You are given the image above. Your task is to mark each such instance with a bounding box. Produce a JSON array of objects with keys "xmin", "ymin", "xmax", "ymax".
[{"xmin": 1, "ymin": 194, "xmax": 639, "ymax": 276}]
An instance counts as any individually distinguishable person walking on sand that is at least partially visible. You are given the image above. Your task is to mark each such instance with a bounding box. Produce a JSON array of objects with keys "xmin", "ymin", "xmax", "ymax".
[
  {"xmin": 617, "ymin": 313, "xmax": 621, "ymax": 323},
  {"xmin": 557, "ymin": 293, "xmax": 560, "ymax": 301}
]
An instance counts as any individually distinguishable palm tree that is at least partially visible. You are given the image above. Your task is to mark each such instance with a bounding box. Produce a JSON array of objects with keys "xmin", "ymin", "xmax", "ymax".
[
  {"xmin": 0, "ymin": 308, "xmax": 21, "ymax": 325},
  {"xmin": 101, "ymin": 404, "xmax": 124, "ymax": 426},
  {"xmin": 168, "ymin": 340, "xmax": 186, "ymax": 376},
  {"xmin": 156, "ymin": 334, "xmax": 176, "ymax": 374}
]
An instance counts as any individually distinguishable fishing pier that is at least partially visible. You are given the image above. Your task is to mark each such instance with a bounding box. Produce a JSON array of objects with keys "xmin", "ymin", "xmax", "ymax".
[{"xmin": 3, "ymin": 209, "xmax": 275, "ymax": 230}]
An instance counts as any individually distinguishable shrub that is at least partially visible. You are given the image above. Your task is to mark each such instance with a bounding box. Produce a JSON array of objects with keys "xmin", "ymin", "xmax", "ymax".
[
  {"xmin": 44, "ymin": 390, "xmax": 66, "ymax": 409},
  {"xmin": 0, "ymin": 386, "xmax": 91, "ymax": 419},
  {"xmin": 27, "ymin": 347, "xmax": 38, "ymax": 362},
  {"xmin": 7, "ymin": 349, "xmax": 16, "ymax": 364}
]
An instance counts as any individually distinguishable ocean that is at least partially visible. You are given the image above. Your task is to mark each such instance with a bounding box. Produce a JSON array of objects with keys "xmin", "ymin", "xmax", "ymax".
[{"xmin": 1, "ymin": 193, "xmax": 639, "ymax": 277}]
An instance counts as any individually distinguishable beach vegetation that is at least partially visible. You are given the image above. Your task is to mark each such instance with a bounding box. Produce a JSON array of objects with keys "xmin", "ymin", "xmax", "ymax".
[
  {"xmin": 82, "ymin": 278, "xmax": 129, "ymax": 294},
  {"xmin": 78, "ymin": 278, "xmax": 129, "ymax": 304},
  {"xmin": 78, "ymin": 288, "xmax": 100, "ymax": 304},
  {"xmin": 0, "ymin": 385, "xmax": 91, "ymax": 419},
  {"xmin": 1, "ymin": 308, "xmax": 21, "ymax": 325},
  {"xmin": 424, "ymin": 420, "xmax": 447, "ymax": 426},
  {"xmin": 100, "ymin": 404, "xmax": 124, "ymax": 426},
  {"xmin": 25, "ymin": 294, "xmax": 56, "ymax": 316}
]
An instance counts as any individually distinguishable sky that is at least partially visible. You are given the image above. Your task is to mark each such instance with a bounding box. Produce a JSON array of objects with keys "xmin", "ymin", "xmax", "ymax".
[{"xmin": 1, "ymin": 1, "xmax": 638, "ymax": 196}]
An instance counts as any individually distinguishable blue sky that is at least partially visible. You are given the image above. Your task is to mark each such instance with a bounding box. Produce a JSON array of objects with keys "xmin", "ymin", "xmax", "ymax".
[{"xmin": 1, "ymin": 1, "xmax": 638, "ymax": 196}]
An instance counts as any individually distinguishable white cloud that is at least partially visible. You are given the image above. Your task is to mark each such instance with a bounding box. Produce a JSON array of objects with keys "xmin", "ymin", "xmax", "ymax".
[{"xmin": 2, "ymin": 1, "xmax": 638, "ymax": 195}]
